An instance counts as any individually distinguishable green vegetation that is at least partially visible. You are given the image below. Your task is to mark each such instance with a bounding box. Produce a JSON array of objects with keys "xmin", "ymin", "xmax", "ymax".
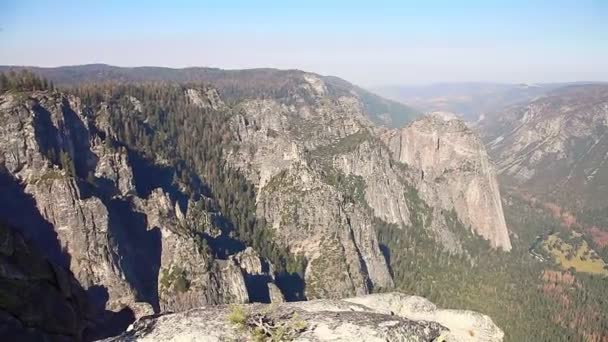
[
  {"xmin": 322, "ymin": 76, "xmax": 420, "ymax": 127},
  {"xmin": 310, "ymin": 130, "xmax": 371, "ymax": 158},
  {"xmin": 305, "ymin": 236, "xmax": 351, "ymax": 299},
  {"xmin": 35, "ymin": 170, "xmax": 66, "ymax": 184},
  {"xmin": 323, "ymin": 170, "xmax": 366, "ymax": 205},
  {"xmin": 0, "ymin": 70, "xmax": 54, "ymax": 93},
  {"xmin": 72, "ymin": 83, "xmax": 306, "ymax": 289},
  {"xmin": 59, "ymin": 151, "xmax": 76, "ymax": 177},
  {"xmin": 375, "ymin": 191, "xmax": 608, "ymax": 341},
  {"xmin": 159, "ymin": 266, "xmax": 190, "ymax": 293},
  {"xmin": 13, "ymin": 75, "xmax": 604, "ymax": 340},
  {"xmin": 228, "ymin": 304, "xmax": 248, "ymax": 327},
  {"xmin": 543, "ymin": 233, "xmax": 608, "ymax": 275},
  {"xmin": 228, "ymin": 305, "xmax": 308, "ymax": 342},
  {"xmin": 357, "ymin": 88, "xmax": 420, "ymax": 127},
  {"xmin": 578, "ymin": 207, "xmax": 608, "ymax": 260}
]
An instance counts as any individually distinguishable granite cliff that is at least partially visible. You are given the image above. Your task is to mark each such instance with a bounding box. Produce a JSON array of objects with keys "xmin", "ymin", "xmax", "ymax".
[
  {"xmin": 383, "ymin": 112, "xmax": 511, "ymax": 250},
  {"xmin": 0, "ymin": 69, "xmax": 509, "ymax": 340},
  {"xmin": 0, "ymin": 90, "xmax": 268, "ymax": 337},
  {"xmin": 228, "ymin": 74, "xmax": 512, "ymax": 296}
]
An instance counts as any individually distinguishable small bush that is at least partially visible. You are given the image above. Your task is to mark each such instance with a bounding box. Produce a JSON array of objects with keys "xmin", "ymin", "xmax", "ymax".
[{"xmin": 228, "ymin": 305, "xmax": 248, "ymax": 327}]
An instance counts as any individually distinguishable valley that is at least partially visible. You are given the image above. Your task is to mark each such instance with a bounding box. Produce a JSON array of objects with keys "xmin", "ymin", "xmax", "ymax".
[{"xmin": 0, "ymin": 67, "xmax": 607, "ymax": 341}]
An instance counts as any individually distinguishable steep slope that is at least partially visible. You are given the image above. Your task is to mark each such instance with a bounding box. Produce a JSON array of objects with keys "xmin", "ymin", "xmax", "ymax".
[
  {"xmin": 0, "ymin": 222, "xmax": 91, "ymax": 341},
  {"xmin": 225, "ymin": 73, "xmax": 512, "ymax": 300},
  {"xmin": 0, "ymin": 70, "xmax": 511, "ymax": 339},
  {"xmin": 0, "ymin": 89, "xmax": 272, "ymax": 332},
  {"xmin": 479, "ymin": 84, "xmax": 608, "ymax": 211},
  {"xmin": 474, "ymin": 84, "xmax": 608, "ymax": 341},
  {"xmin": 383, "ymin": 112, "xmax": 511, "ymax": 250}
]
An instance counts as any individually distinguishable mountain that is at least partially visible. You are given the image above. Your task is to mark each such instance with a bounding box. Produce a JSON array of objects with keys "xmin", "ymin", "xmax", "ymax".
[
  {"xmin": 475, "ymin": 84, "xmax": 608, "ymax": 340},
  {"xmin": 478, "ymin": 83, "xmax": 608, "ymax": 266},
  {"xmin": 479, "ymin": 84, "xmax": 608, "ymax": 212},
  {"xmin": 0, "ymin": 68, "xmax": 510, "ymax": 340},
  {"xmin": 0, "ymin": 64, "xmax": 421, "ymax": 128},
  {"xmin": 374, "ymin": 82, "xmax": 583, "ymax": 121},
  {"xmin": 222, "ymin": 73, "xmax": 511, "ymax": 298},
  {"xmin": 0, "ymin": 222, "xmax": 92, "ymax": 340},
  {"xmin": 382, "ymin": 112, "xmax": 510, "ymax": 250}
]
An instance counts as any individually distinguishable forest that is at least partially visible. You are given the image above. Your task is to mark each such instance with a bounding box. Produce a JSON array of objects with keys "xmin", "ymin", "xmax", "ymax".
[
  {"xmin": 377, "ymin": 191, "xmax": 608, "ymax": 341},
  {"xmin": 2, "ymin": 73, "xmax": 606, "ymax": 341}
]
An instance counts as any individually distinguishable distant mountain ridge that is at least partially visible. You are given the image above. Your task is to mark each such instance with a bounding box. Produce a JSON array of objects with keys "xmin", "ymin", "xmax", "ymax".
[
  {"xmin": 0, "ymin": 64, "xmax": 421, "ymax": 128},
  {"xmin": 374, "ymin": 82, "xmax": 607, "ymax": 121},
  {"xmin": 478, "ymin": 84, "xmax": 608, "ymax": 211}
]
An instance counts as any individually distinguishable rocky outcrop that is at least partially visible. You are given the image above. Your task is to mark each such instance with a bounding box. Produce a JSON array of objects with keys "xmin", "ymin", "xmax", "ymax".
[
  {"xmin": 258, "ymin": 162, "xmax": 393, "ymax": 298},
  {"xmin": 185, "ymin": 87, "xmax": 225, "ymax": 110},
  {"xmin": 346, "ymin": 293, "xmax": 504, "ymax": 342},
  {"xmin": 0, "ymin": 91, "xmax": 141, "ymax": 312},
  {"xmin": 228, "ymin": 74, "xmax": 511, "ymax": 300},
  {"xmin": 105, "ymin": 293, "xmax": 504, "ymax": 342},
  {"xmin": 0, "ymin": 91, "xmax": 254, "ymax": 326},
  {"xmin": 383, "ymin": 112, "xmax": 511, "ymax": 251},
  {"xmin": 0, "ymin": 76, "xmax": 508, "ymax": 339},
  {"xmin": 228, "ymin": 77, "xmax": 396, "ymax": 298}
]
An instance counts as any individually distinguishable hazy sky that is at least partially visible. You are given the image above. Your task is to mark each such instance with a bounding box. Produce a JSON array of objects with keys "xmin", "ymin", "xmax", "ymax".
[{"xmin": 0, "ymin": 0, "xmax": 606, "ymax": 86}]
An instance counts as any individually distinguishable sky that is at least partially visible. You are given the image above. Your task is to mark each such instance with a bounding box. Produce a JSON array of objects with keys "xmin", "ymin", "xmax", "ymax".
[{"xmin": 0, "ymin": 0, "xmax": 606, "ymax": 86}]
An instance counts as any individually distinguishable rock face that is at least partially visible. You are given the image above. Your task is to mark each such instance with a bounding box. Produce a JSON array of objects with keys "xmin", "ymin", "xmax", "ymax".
[
  {"xmin": 228, "ymin": 75, "xmax": 396, "ymax": 298},
  {"xmin": 346, "ymin": 293, "xmax": 505, "ymax": 342},
  {"xmin": 478, "ymin": 84, "xmax": 608, "ymax": 210},
  {"xmin": 0, "ymin": 91, "xmax": 253, "ymax": 330},
  {"xmin": 105, "ymin": 293, "xmax": 503, "ymax": 342},
  {"xmin": 383, "ymin": 112, "xmax": 511, "ymax": 250},
  {"xmin": 0, "ymin": 223, "xmax": 90, "ymax": 341},
  {"xmin": 0, "ymin": 72, "xmax": 508, "ymax": 340},
  {"xmin": 228, "ymin": 74, "xmax": 512, "ymax": 299}
]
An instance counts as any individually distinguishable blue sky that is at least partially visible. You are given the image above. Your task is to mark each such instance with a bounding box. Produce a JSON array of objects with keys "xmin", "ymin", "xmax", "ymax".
[{"xmin": 0, "ymin": 0, "xmax": 606, "ymax": 85}]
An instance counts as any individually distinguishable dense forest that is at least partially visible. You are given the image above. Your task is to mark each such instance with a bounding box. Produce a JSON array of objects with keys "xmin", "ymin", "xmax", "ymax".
[
  {"xmin": 0, "ymin": 69, "xmax": 55, "ymax": 92},
  {"xmin": 377, "ymin": 190, "xmax": 608, "ymax": 341}
]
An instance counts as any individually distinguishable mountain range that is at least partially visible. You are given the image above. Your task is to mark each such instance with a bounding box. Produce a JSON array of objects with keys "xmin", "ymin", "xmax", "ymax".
[
  {"xmin": 0, "ymin": 65, "xmax": 607, "ymax": 341},
  {"xmin": 374, "ymin": 82, "xmax": 606, "ymax": 122}
]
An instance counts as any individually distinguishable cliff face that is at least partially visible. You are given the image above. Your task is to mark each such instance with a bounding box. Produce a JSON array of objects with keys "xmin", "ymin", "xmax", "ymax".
[
  {"xmin": 106, "ymin": 293, "xmax": 504, "ymax": 342},
  {"xmin": 383, "ymin": 112, "xmax": 511, "ymax": 251},
  {"xmin": 226, "ymin": 74, "xmax": 512, "ymax": 300},
  {"xmin": 0, "ymin": 71, "xmax": 509, "ymax": 339},
  {"xmin": 227, "ymin": 75, "xmax": 396, "ymax": 298},
  {"xmin": 0, "ymin": 91, "xmax": 256, "ymax": 330}
]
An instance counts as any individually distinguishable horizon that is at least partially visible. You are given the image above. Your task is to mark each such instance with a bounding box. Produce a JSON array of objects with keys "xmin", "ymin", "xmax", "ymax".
[
  {"xmin": 1, "ymin": 0, "xmax": 607, "ymax": 86},
  {"xmin": 1, "ymin": 63, "xmax": 607, "ymax": 88}
]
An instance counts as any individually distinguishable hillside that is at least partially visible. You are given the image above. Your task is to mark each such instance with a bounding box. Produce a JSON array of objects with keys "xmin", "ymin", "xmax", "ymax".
[
  {"xmin": 476, "ymin": 84, "xmax": 608, "ymax": 340},
  {"xmin": 0, "ymin": 68, "xmax": 514, "ymax": 339},
  {"xmin": 479, "ymin": 84, "xmax": 608, "ymax": 212}
]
